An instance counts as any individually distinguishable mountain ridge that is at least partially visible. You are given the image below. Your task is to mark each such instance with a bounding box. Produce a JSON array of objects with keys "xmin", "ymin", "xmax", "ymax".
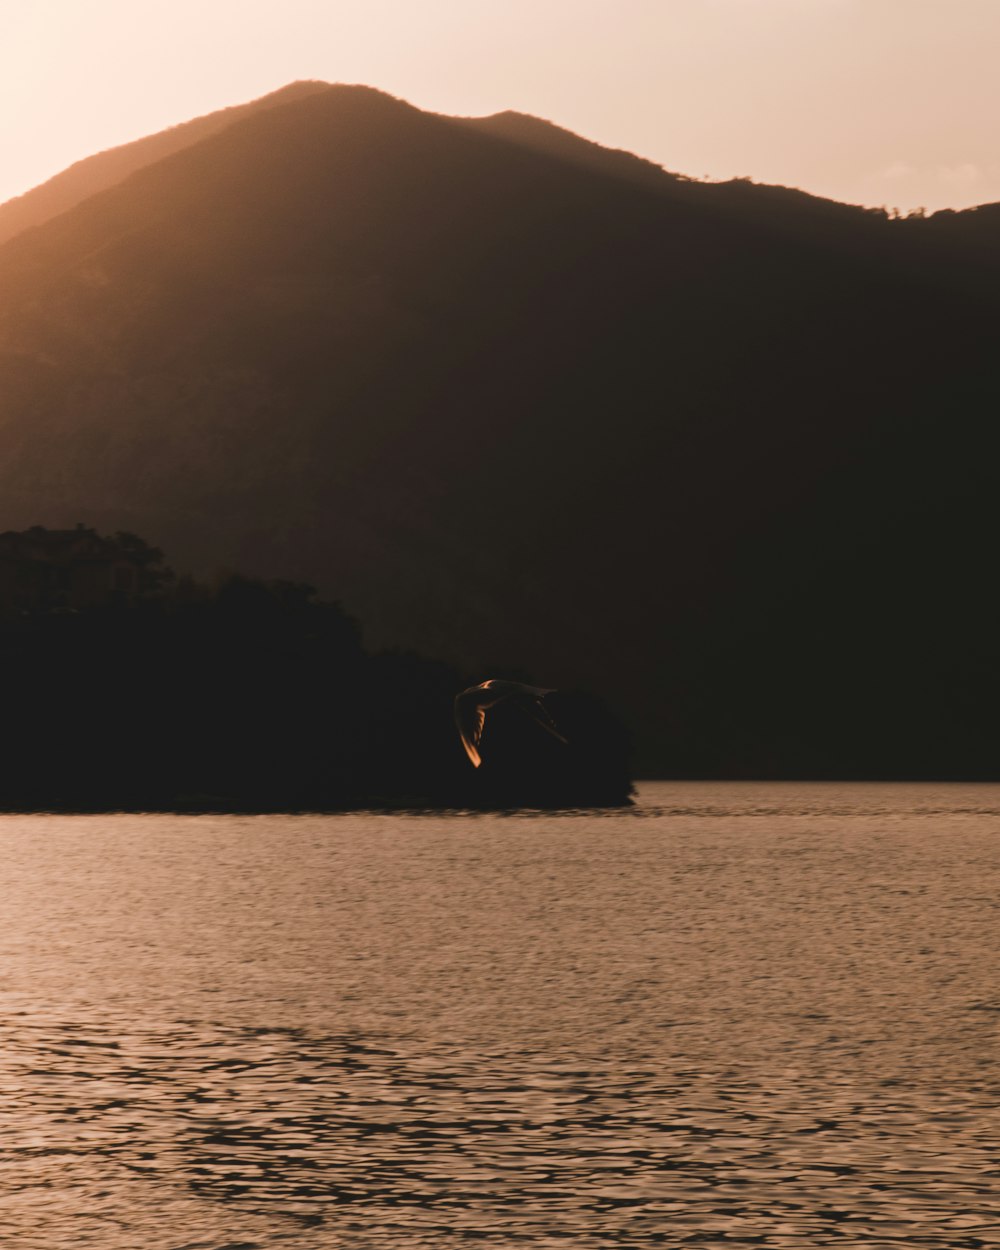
[{"xmin": 5, "ymin": 79, "xmax": 998, "ymax": 254}]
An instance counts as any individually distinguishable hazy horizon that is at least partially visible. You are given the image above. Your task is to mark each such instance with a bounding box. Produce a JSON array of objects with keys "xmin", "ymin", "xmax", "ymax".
[{"xmin": 3, "ymin": 0, "xmax": 1000, "ymax": 215}]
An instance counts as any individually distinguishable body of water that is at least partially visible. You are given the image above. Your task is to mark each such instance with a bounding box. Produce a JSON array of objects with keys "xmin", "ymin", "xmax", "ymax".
[{"xmin": 1, "ymin": 783, "xmax": 998, "ymax": 1247}]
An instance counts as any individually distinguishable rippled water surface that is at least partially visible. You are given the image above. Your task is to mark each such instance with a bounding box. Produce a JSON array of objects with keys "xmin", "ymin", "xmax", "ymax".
[{"xmin": 1, "ymin": 783, "xmax": 998, "ymax": 1248}]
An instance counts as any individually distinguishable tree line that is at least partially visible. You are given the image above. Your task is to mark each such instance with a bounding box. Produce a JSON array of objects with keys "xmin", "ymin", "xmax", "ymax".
[{"xmin": 0, "ymin": 530, "xmax": 632, "ymax": 810}]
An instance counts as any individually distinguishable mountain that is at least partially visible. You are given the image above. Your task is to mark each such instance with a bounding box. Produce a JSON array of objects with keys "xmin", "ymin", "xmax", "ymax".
[
  {"xmin": 0, "ymin": 83, "xmax": 998, "ymax": 777},
  {"xmin": 0, "ymin": 81, "xmax": 329, "ymax": 247}
]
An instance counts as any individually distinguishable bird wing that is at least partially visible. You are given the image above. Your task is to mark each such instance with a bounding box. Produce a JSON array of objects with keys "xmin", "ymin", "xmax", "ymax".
[
  {"xmin": 454, "ymin": 692, "xmax": 487, "ymax": 768},
  {"xmin": 511, "ymin": 692, "xmax": 569, "ymax": 745}
]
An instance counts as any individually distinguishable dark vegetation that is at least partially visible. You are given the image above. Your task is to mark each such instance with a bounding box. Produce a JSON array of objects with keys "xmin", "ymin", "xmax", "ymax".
[
  {"xmin": 0, "ymin": 84, "xmax": 999, "ymax": 778},
  {"xmin": 0, "ymin": 529, "xmax": 632, "ymax": 811}
]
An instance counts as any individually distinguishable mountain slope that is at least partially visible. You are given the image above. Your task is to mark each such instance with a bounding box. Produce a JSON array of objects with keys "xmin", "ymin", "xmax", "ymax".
[
  {"xmin": 0, "ymin": 81, "xmax": 329, "ymax": 247},
  {"xmin": 0, "ymin": 84, "xmax": 999, "ymax": 775},
  {"xmin": 463, "ymin": 110, "xmax": 685, "ymax": 195}
]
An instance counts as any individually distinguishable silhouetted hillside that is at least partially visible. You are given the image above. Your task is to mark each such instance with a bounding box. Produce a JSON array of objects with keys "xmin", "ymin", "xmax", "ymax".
[
  {"xmin": 0, "ymin": 81, "xmax": 328, "ymax": 247},
  {"xmin": 464, "ymin": 110, "xmax": 898, "ymax": 250},
  {"xmin": 0, "ymin": 84, "xmax": 999, "ymax": 777}
]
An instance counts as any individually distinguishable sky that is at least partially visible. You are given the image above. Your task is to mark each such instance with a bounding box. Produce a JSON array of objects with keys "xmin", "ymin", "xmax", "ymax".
[{"xmin": 2, "ymin": 0, "xmax": 999, "ymax": 214}]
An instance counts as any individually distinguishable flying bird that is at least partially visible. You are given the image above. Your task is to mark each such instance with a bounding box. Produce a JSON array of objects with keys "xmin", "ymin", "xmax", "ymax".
[{"xmin": 454, "ymin": 679, "xmax": 568, "ymax": 768}]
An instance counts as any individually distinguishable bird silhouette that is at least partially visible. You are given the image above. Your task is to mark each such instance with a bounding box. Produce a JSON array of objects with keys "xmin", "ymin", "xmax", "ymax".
[{"xmin": 454, "ymin": 679, "xmax": 568, "ymax": 768}]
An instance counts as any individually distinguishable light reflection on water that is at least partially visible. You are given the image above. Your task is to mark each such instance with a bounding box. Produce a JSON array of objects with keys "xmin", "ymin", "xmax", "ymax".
[{"xmin": 0, "ymin": 783, "xmax": 998, "ymax": 1247}]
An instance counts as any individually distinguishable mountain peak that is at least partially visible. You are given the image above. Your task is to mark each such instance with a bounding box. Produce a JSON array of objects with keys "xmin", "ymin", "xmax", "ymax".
[{"xmin": 0, "ymin": 79, "xmax": 334, "ymax": 247}]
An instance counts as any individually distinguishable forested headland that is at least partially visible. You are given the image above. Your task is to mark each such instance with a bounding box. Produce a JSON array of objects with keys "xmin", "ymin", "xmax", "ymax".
[{"xmin": 0, "ymin": 528, "xmax": 632, "ymax": 811}]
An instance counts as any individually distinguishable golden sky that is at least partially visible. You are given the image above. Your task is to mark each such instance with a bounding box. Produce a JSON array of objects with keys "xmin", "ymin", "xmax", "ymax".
[{"xmin": 2, "ymin": 0, "xmax": 999, "ymax": 214}]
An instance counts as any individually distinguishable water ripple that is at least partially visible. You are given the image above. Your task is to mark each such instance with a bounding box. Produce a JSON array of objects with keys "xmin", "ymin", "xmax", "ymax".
[
  {"xmin": 2, "ymin": 1016, "xmax": 998, "ymax": 1247},
  {"xmin": 0, "ymin": 783, "xmax": 997, "ymax": 1246}
]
